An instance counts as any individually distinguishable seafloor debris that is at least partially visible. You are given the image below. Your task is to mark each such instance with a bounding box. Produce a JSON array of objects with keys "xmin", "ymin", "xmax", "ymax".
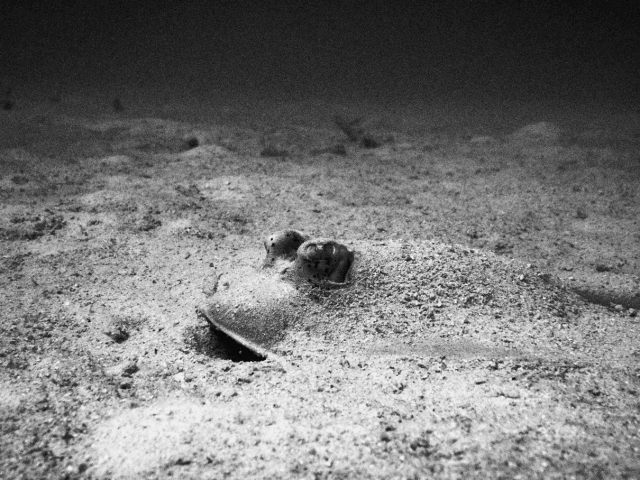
[{"xmin": 334, "ymin": 115, "xmax": 381, "ymax": 148}]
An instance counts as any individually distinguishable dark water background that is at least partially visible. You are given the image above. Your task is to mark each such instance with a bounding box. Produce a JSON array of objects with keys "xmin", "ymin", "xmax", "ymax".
[{"xmin": 1, "ymin": 1, "xmax": 638, "ymax": 108}]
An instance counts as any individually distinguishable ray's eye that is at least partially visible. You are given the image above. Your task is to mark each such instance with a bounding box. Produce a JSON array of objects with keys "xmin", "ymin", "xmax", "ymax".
[
  {"xmin": 305, "ymin": 242, "xmax": 335, "ymax": 259},
  {"xmin": 310, "ymin": 243, "xmax": 322, "ymax": 255},
  {"xmin": 306, "ymin": 243, "xmax": 318, "ymax": 255}
]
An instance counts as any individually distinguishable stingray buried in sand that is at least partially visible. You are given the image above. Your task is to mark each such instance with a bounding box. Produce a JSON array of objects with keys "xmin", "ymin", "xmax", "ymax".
[{"xmin": 199, "ymin": 229, "xmax": 587, "ymax": 360}]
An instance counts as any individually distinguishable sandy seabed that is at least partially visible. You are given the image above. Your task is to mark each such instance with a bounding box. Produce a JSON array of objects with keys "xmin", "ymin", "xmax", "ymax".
[{"xmin": 1, "ymin": 90, "xmax": 639, "ymax": 479}]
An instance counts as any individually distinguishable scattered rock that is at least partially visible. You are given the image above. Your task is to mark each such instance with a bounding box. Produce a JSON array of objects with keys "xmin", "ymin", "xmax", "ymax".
[
  {"xmin": 104, "ymin": 317, "xmax": 142, "ymax": 343},
  {"xmin": 105, "ymin": 327, "xmax": 129, "ymax": 343},
  {"xmin": 183, "ymin": 136, "xmax": 199, "ymax": 150},
  {"xmin": 496, "ymin": 387, "xmax": 521, "ymax": 399},
  {"xmin": 360, "ymin": 135, "xmax": 380, "ymax": 149},
  {"xmin": 118, "ymin": 379, "xmax": 133, "ymax": 389},
  {"xmin": 138, "ymin": 211, "xmax": 162, "ymax": 231},
  {"xmin": 576, "ymin": 207, "xmax": 588, "ymax": 219},
  {"xmin": 106, "ymin": 358, "xmax": 139, "ymax": 377}
]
